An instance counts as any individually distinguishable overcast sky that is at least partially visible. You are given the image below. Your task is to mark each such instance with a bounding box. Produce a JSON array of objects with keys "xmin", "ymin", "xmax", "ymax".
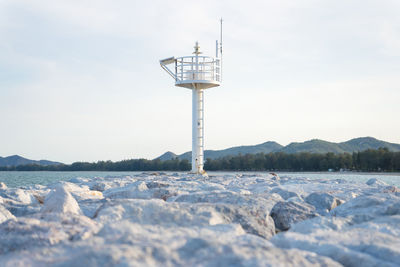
[{"xmin": 1, "ymin": 0, "xmax": 399, "ymax": 163}]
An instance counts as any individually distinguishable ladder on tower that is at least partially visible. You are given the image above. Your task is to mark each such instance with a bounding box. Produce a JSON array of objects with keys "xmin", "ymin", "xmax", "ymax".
[{"xmin": 198, "ymin": 91, "xmax": 204, "ymax": 165}]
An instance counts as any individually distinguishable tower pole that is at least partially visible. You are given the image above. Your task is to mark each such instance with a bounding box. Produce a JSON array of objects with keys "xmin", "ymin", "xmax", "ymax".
[
  {"xmin": 192, "ymin": 88, "xmax": 204, "ymax": 173},
  {"xmin": 192, "ymin": 87, "xmax": 198, "ymax": 172},
  {"xmin": 198, "ymin": 89, "xmax": 204, "ymax": 173},
  {"xmin": 191, "ymin": 42, "xmax": 204, "ymax": 174}
]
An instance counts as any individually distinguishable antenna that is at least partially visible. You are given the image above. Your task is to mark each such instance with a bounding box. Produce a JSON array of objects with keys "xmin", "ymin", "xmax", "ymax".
[
  {"xmin": 220, "ymin": 18, "xmax": 223, "ymax": 81},
  {"xmin": 159, "ymin": 21, "xmax": 223, "ymax": 176},
  {"xmin": 220, "ymin": 18, "xmax": 223, "ymax": 56}
]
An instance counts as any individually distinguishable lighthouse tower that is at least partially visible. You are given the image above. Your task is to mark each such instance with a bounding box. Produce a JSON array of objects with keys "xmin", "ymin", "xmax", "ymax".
[{"xmin": 160, "ymin": 20, "xmax": 223, "ymax": 175}]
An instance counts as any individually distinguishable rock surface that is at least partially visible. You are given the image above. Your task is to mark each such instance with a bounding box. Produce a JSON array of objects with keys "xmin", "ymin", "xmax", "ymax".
[
  {"xmin": 0, "ymin": 205, "xmax": 15, "ymax": 224},
  {"xmin": 41, "ymin": 184, "xmax": 82, "ymax": 214},
  {"xmin": 270, "ymin": 201, "xmax": 317, "ymax": 231},
  {"xmin": 0, "ymin": 172, "xmax": 399, "ymax": 266},
  {"xmin": 305, "ymin": 192, "xmax": 342, "ymax": 215}
]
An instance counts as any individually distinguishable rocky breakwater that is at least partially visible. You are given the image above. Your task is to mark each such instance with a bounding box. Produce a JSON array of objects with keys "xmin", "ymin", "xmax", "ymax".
[{"xmin": 0, "ymin": 174, "xmax": 399, "ymax": 266}]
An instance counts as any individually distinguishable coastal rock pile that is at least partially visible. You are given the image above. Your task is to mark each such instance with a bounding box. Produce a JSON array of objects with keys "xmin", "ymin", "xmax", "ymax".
[{"xmin": 0, "ymin": 173, "xmax": 399, "ymax": 266}]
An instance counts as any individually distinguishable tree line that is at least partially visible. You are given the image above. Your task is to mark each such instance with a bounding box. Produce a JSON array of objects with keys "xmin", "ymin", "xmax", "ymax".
[
  {"xmin": 205, "ymin": 148, "xmax": 400, "ymax": 172},
  {"xmin": 0, "ymin": 158, "xmax": 191, "ymax": 172},
  {"xmin": 1, "ymin": 148, "xmax": 400, "ymax": 172}
]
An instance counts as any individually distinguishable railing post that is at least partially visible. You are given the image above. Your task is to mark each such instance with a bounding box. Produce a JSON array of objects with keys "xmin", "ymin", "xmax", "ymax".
[
  {"xmin": 175, "ymin": 60, "xmax": 177, "ymax": 81},
  {"xmin": 191, "ymin": 57, "xmax": 194, "ymax": 80},
  {"xmin": 180, "ymin": 58, "xmax": 183, "ymax": 80}
]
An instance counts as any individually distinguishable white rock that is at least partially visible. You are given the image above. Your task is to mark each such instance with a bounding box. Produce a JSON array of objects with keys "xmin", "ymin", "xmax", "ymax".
[
  {"xmin": 94, "ymin": 198, "xmax": 276, "ymax": 239},
  {"xmin": 0, "ymin": 182, "xmax": 7, "ymax": 189},
  {"xmin": 90, "ymin": 181, "xmax": 113, "ymax": 192},
  {"xmin": 173, "ymin": 190, "xmax": 280, "ymax": 213},
  {"xmin": 103, "ymin": 181, "xmax": 150, "ymax": 199},
  {"xmin": 305, "ymin": 192, "xmax": 343, "ymax": 215},
  {"xmin": 68, "ymin": 177, "xmax": 90, "ymax": 184},
  {"xmin": 0, "ymin": 205, "xmax": 16, "ymax": 223},
  {"xmin": 95, "ymin": 199, "xmax": 225, "ymax": 227},
  {"xmin": 0, "ymin": 213, "xmax": 100, "ymax": 254},
  {"xmin": 0, "ymin": 221, "xmax": 340, "ymax": 266},
  {"xmin": 49, "ymin": 182, "xmax": 103, "ymax": 202},
  {"xmin": 382, "ymin": 185, "xmax": 400, "ymax": 193},
  {"xmin": 272, "ymin": 215, "xmax": 400, "ymax": 267},
  {"xmin": 366, "ymin": 178, "xmax": 388, "ymax": 186},
  {"xmin": 41, "ymin": 185, "xmax": 82, "ymax": 215},
  {"xmin": 0, "ymin": 188, "xmax": 37, "ymax": 205},
  {"xmin": 271, "ymin": 187, "xmax": 299, "ymax": 200},
  {"xmin": 270, "ymin": 201, "xmax": 317, "ymax": 231},
  {"xmin": 330, "ymin": 194, "xmax": 400, "ymax": 224}
]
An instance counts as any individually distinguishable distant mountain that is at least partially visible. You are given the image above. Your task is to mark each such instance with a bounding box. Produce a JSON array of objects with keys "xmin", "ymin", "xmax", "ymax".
[
  {"xmin": 178, "ymin": 141, "xmax": 283, "ymax": 161},
  {"xmin": 177, "ymin": 141, "xmax": 283, "ymax": 161},
  {"xmin": 281, "ymin": 137, "xmax": 400, "ymax": 154},
  {"xmin": 0, "ymin": 155, "xmax": 62, "ymax": 167},
  {"xmin": 281, "ymin": 139, "xmax": 347, "ymax": 154},
  {"xmin": 155, "ymin": 151, "xmax": 178, "ymax": 161},
  {"xmin": 156, "ymin": 137, "xmax": 400, "ymax": 160},
  {"xmin": 338, "ymin": 137, "xmax": 400, "ymax": 152}
]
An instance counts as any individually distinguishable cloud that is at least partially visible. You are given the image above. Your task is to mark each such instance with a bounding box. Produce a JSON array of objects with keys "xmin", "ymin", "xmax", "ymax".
[
  {"xmin": 380, "ymin": 22, "xmax": 400, "ymax": 56},
  {"xmin": 0, "ymin": 0, "xmax": 399, "ymax": 162}
]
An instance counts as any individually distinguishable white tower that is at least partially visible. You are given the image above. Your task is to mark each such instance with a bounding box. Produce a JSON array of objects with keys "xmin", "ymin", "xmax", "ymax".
[{"xmin": 160, "ymin": 20, "xmax": 223, "ymax": 175}]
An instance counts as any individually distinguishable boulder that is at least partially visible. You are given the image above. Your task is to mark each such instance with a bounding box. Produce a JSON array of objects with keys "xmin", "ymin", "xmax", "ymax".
[
  {"xmin": 84, "ymin": 221, "xmax": 338, "ymax": 267},
  {"xmin": 272, "ymin": 215, "xmax": 400, "ymax": 267},
  {"xmin": 305, "ymin": 192, "xmax": 343, "ymax": 215},
  {"xmin": 212, "ymin": 203, "xmax": 275, "ymax": 239},
  {"xmin": 382, "ymin": 185, "xmax": 400, "ymax": 193},
  {"xmin": 270, "ymin": 187, "xmax": 299, "ymax": 200},
  {"xmin": 0, "ymin": 182, "xmax": 7, "ymax": 189},
  {"xmin": 0, "ymin": 188, "xmax": 38, "ymax": 205},
  {"xmin": 49, "ymin": 182, "xmax": 103, "ymax": 202},
  {"xmin": 90, "ymin": 182, "xmax": 112, "ymax": 192},
  {"xmin": 366, "ymin": 178, "xmax": 388, "ymax": 186},
  {"xmin": 173, "ymin": 190, "xmax": 281, "ymax": 215},
  {"xmin": 330, "ymin": 194, "xmax": 400, "ymax": 224},
  {"xmin": 41, "ymin": 185, "xmax": 82, "ymax": 215},
  {"xmin": 5, "ymin": 203, "xmax": 41, "ymax": 217},
  {"xmin": 270, "ymin": 201, "xmax": 317, "ymax": 231},
  {"xmin": 94, "ymin": 199, "xmax": 276, "ymax": 239},
  {"xmin": 0, "ymin": 205, "xmax": 16, "ymax": 223},
  {"xmin": 145, "ymin": 181, "xmax": 169, "ymax": 189},
  {"xmin": 103, "ymin": 181, "xmax": 150, "ymax": 199},
  {"xmin": 0, "ymin": 213, "xmax": 100, "ymax": 254},
  {"xmin": 94, "ymin": 199, "xmax": 225, "ymax": 227}
]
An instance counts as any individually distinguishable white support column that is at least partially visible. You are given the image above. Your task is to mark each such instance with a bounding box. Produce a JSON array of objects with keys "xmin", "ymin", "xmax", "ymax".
[
  {"xmin": 198, "ymin": 89, "xmax": 204, "ymax": 172},
  {"xmin": 192, "ymin": 88, "xmax": 204, "ymax": 173},
  {"xmin": 192, "ymin": 88, "xmax": 197, "ymax": 172},
  {"xmin": 190, "ymin": 41, "xmax": 205, "ymax": 175}
]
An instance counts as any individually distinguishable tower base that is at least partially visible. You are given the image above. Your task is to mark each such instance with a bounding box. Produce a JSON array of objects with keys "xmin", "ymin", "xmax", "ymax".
[{"xmin": 189, "ymin": 170, "xmax": 208, "ymax": 177}]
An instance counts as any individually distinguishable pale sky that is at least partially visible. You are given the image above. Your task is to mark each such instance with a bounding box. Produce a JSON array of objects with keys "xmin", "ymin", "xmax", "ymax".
[{"xmin": 1, "ymin": 0, "xmax": 399, "ymax": 163}]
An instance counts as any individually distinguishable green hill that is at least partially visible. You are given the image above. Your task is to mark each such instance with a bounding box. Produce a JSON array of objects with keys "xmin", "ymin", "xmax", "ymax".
[
  {"xmin": 155, "ymin": 151, "xmax": 178, "ymax": 161},
  {"xmin": 0, "ymin": 155, "xmax": 62, "ymax": 167},
  {"xmin": 156, "ymin": 137, "xmax": 400, "ymax": 161},
  {"xmin": 178, "ymin": 141, "xmax": 283, "ymax": 161},
  {"xmin": 338, "ymin": 137, "xmax": 400, "ymax": 152},
  {"xmin": 280, "ymin": 139, "xmax": 346, "ymax": 154}
]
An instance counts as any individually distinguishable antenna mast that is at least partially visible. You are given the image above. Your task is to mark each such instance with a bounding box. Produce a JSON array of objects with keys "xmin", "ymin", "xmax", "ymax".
[
  {"xmin": 220, "ymin": 18, "xmax": 223, "ymax": 56},
  {"xmin": 219, "ymin": 18, "xmax": 223, "ymax": 81}
]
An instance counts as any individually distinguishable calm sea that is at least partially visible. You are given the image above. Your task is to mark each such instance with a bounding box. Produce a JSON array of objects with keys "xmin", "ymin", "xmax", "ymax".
[{"xmin": 0, "ymin": 171, "xmax": 400, "ymax": 188}]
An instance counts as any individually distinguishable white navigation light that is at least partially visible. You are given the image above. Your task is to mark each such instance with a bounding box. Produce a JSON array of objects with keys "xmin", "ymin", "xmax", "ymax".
[{"xmin": 159, "ymin": 19, "xmax": 223, "ymax": 175}]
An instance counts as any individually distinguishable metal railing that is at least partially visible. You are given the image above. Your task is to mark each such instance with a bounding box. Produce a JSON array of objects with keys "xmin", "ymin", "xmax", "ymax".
[{"xmin": 175, "ymin": 56, "xmax": 220, "ymax": 83}]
